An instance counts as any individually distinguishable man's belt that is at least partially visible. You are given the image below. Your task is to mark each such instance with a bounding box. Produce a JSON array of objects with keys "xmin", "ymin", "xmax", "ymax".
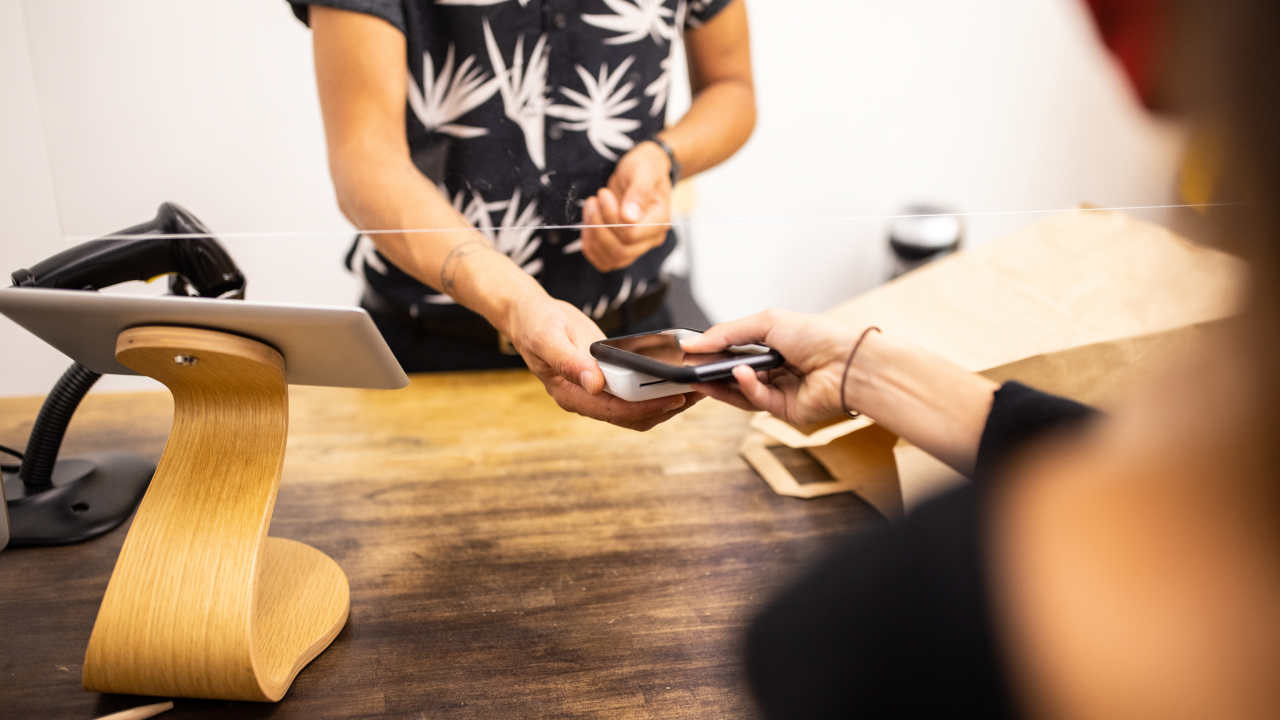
[{"xmin": 361, "ymin": 281, "xmax": 668, "ymax": 353}]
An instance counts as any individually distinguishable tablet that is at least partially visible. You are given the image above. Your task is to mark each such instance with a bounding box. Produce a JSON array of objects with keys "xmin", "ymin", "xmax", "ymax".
[{"xmin": 0, "ymin": 288, "xmax": 408, "ymax": 390}]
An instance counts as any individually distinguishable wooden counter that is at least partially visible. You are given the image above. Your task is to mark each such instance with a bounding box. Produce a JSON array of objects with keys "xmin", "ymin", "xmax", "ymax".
[{"xmin": 0, "ymin": 370, "xmax": 881, "ymax": 719}]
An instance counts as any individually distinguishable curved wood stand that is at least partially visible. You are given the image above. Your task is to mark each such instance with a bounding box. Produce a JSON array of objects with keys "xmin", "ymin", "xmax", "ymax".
[{"xmin": 82, "ymin": 326, "xmax": 349, "ymax": 702}]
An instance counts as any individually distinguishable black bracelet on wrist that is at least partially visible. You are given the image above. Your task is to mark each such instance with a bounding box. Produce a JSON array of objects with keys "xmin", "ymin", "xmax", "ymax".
[
  {"xmin": 647, "ymin": 137, "xmax": 681, "ymax": 187},
  {"xmin": 840, "ymin": 326, "xmax": 881, "ymax": 419}
]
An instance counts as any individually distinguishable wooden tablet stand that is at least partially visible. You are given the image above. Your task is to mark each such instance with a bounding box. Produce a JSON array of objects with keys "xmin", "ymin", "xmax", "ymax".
[{"xmin": 81, "ymin": 326, "xmax": 349, "ymax": 702}]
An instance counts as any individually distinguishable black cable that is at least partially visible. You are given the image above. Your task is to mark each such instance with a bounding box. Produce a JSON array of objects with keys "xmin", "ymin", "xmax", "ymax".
[
  {"xmin": 0, "ymin": 443, "xmax": 22, "ymax": 461},
  {"xmin": 18, "ymin": 362, "xmax": 102, "ymax": 488}
]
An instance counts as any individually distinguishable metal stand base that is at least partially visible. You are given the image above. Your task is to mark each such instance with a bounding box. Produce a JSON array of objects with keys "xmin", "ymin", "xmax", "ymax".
[{"xmin": 3, "ymin": 452, "xmax": 154, "ymax": 546}]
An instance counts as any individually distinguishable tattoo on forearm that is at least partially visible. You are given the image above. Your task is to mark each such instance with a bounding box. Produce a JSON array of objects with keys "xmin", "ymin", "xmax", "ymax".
[{"xmin": 439, "ymin": 239, "xmax": 490, "ymax": 295}]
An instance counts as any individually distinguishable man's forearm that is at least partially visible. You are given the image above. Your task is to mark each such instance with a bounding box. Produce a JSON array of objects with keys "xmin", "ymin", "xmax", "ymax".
[
  {"xmin": 658, "ymin": 80, "xmax": 755, "ymax": 179},
  {"xmin": 659, "ymin": 0, "xmax": 755, "ymax": 178},
  {"xmin": 328, "ymin": 147, "xmax": 543, "ymax": 334}
]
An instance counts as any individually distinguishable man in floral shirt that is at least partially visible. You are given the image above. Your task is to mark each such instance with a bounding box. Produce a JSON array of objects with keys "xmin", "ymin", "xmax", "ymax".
[{"xmin": 289, "ymin": 0, "xmax": 754, "ymax": 430}]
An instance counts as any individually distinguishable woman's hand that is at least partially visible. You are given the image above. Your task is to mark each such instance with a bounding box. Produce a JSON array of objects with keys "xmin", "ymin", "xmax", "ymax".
[
  {"xmin": 680, "ymin": 309, "xmax": 858, "ymax": 426},
  {"xmin": 504, "ymin": 287, "xmax": 702, "ymax": 431},
  {"xmin": 685, "ymin": 309, "xmax": 998, "ymax": 475},
  {"xmin": 580, "ymin": 141, "xmax": 673, "ymax": 273}
]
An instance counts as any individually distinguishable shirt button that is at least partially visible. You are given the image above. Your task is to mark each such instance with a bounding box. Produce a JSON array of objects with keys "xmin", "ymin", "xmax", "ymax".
[
  {"xmin": 548, "ymin": 125, "xmax": 564, "ymax": 141},
  {"xmin": 553, "ymin": 12, "xmax": 568, "ymax": 29}
]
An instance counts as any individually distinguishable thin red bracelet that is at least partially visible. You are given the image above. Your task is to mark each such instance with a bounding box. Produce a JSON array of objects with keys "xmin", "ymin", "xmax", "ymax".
[{"xmin": 840, "ymin": 326, "xmax": 881, "ymax": 419}]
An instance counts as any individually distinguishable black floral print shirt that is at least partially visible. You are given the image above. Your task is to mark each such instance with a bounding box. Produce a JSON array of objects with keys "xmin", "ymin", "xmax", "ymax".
[{"xmin": 290, "ymin": 0, "xmax": 734, "ymax": 322}]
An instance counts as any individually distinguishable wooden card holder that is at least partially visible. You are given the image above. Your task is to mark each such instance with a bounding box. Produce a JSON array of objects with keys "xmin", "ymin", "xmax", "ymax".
[{"xmin": 82, "ymin": 326, "xmax": 349, "ymax": 702}]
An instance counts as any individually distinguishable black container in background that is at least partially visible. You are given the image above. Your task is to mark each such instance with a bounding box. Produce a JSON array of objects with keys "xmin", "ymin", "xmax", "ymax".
[{"xmin": 888, "ymin": 204, "xmax": 964, "ymax": 278}]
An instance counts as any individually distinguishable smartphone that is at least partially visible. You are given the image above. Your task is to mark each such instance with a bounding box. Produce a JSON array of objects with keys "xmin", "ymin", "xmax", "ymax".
[{"xmin": 591, "ymin": 328, "xmax": 785, "ymax": 385}]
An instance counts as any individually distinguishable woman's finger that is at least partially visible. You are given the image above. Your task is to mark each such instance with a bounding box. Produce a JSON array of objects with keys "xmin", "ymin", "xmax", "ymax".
[
  {"xmin": 692, "ymin": 380, "xmax": 757, "ymax": 412},
  {"xmin": 681, "ymin": 310, "xmax": 785, "ymax": 353},
  {"xmin": 732, "ymin": 363, "xmax": 786, "ymax": 415}
]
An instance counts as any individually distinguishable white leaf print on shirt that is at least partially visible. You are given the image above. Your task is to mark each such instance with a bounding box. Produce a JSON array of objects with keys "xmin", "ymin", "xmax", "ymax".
[
  {"xmin": 482, "ymin": 19, "xmax": 552, "ymax": 169},
  {"xmin": 485, "ymin": 188, "xmax": 545, "ymax": 276},
  {"xmin": 547, "ymin": 57, "xmax": 641, "ymax": 161},
  {"xmin": 582, "ymin": 276, "xmax": 647, "ymax": 319},
  {"xmin": 643, "ymin": 55, "xmax": 673, "ymax": 118},
  {"xmin": 406, "ymin": 44, "xmax": 500, "ymax": 138},
  {"xmin": 427, "ymin": 187, "xmax": 544, "ymax": 308},
  {"xmin": 582, "ymin": 0, "xmax": 675, "ymax": 45},
  {"xmin": 685, "ymin": 0, "xmax": 708, "ymax": 28},
  {"xmin": 643, "ymin": 0, "xmax": 685, "ymax": 116},
  {"xmin": 609, "ymin": 275, "xmax": 634, "ymax": 310},
  {"xmin": 438, "ymin": 0, "xmax": 531, "ymax": 5},
  {"xmin": 351, "ymin": 234, "xmax": 389, "ymax": 276}
]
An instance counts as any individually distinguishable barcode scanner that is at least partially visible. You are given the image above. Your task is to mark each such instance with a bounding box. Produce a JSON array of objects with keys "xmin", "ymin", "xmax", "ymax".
[{"xmin": 2, "ymin": 202, "xmax": 244, "ymax": 547}]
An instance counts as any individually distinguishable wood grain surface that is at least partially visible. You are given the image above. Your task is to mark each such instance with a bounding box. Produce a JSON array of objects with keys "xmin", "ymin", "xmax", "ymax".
[{"xmin": 0, "ymin": 369, "xmax": 883, "ymax": 719}]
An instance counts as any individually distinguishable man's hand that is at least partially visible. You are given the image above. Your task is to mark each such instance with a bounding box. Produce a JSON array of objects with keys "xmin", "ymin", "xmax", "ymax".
[
  {"xmin": 580, "ymin": 141, "xmax": 673, "ymax": 273},
  {"xmin": 506, "ymin": 288, "xmax": 702, "ymax": 431}
]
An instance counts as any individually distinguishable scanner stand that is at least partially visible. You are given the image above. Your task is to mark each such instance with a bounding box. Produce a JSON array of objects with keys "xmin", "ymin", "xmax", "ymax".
[{"xmin": 3, "ymin": 363, "xmax": 155, "ymax": 546}]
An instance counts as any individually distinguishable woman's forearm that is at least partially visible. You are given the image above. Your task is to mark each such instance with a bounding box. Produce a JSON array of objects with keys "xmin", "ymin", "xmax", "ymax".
[{"xmin": 845, "ymin": 332, "xmax": 999, "ymax": 477}]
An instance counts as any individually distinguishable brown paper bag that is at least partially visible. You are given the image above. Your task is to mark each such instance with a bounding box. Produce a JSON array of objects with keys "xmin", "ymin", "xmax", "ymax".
[{"xmin": 741, "ymin": 211, "xmax": 1245, "ymax": 517}]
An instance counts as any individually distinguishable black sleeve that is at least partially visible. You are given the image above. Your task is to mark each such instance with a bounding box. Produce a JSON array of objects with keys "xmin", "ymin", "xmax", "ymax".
[
  {"xmin": 745, "ymin": 382, "xmax": 1097, "ymax": 719},
  {"xmin": 974, "ymin": 381, "xmax": 1098, "ymax": 483},
  {"xmin": 686, "ymin": 0, "xmax": 738, "ymax": 28},
  {"xmin": 287, "ymin": 0, "xmax": 406, "ymax": 35},
  {"xmin": 746, "ymin": 488, "xmax": 1019, "ymax": 720}
]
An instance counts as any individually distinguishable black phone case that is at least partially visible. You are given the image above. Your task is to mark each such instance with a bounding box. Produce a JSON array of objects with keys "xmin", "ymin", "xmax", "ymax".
[{"xmin": 590, "ymin": 329, "xmax": 785, "ymax": 384}]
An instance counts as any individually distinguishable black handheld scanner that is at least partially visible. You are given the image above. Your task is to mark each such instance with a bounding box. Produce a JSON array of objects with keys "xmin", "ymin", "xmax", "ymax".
[{"xmin": 10, "ymin": 202, "xmax": 246, "ymax": 299}]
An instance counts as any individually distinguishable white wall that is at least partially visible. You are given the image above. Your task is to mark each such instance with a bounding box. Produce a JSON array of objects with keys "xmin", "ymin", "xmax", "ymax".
[
  {"xmin": 0, "ymin": 0, "xmax": 77, "ymax": 397},
  {"xmin": 682, "ymin": 0, "xmax": 1182, "ymax": 320},
  {"xmin": 1, "ymin": 0, "xmax": 359, "ymax": 396},
  {"xmin": 0, "ymin": 0, "xmax": 1181, "ymax": 397}
]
